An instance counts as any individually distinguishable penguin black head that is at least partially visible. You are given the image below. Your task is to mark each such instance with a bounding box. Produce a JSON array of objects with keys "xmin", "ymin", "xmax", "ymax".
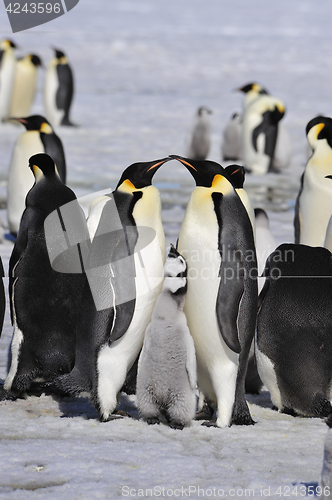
[
  {"xmin": 30, "ymin": 54, "xmax": 42, "ymax": 67},
  {"xmin": 116, "ymin": 158, "xmax": 171, "ymax": 190},
  {"xmin": 9, "ymin": 115, "xmax": 53, "ymax": 133},
  {"xmin": 306, "ymin": 116, "xmax": 332, "ymax": 148},
  {"xmin": 237, "ymin": 82, "xmax": 269, "ymax": 95},
  {"xmin": 29, "ymin": 153, "xmax": 57, "ymax": 180},
  {"xmin": 53, "ymin": 48, "xmax": 66, "ymax": 59},
  {"xmin": 1, "ymin": 39, "xmax": 16, "ymax": 49},
  {"xmin": 169, "ymin": 155, "xmax": 231, "ymax": 188},
  {"xmin": 225, "ymin": 165, "xmax": 245, "ymax": 189},
  {"xmin": 197, "ymin": 106, "xmax": 212, "ymax": 116},
  {"xmin": 163, "ymin": 244, "xmax": 187, "ymax": 296}
]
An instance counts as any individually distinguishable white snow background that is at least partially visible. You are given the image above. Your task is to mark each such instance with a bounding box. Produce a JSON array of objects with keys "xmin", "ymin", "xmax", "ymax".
[{"xmin": 0, "ymin": 1, "xmax": 330, "ymax": 498}]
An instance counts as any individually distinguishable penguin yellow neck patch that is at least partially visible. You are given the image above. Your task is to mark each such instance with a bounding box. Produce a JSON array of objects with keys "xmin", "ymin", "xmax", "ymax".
[
  {"xmin": 119, "ymin": 179, "xmax": 137, "ymax": 193},
  {"xmin": 211, "ymin": 174, "xmax": 234, "ymax": 195},
  {"xmin": 40, "ymin": 123, "xmax": 53, "ymax": 134},
  {"xmin": 32, "ymin": 165, "xmax": 44, "ymax": 182}
]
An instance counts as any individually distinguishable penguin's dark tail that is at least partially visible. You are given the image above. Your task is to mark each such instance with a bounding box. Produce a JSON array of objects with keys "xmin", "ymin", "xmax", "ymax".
[{"xmin": 56, "ymin": 368, "xmax": 91, "ymax": 397}]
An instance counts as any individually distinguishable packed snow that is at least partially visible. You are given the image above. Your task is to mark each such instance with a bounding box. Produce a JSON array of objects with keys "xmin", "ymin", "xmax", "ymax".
[{"xmin": 0, "ymin": 0, "xmax": 330, "ymax": 498}]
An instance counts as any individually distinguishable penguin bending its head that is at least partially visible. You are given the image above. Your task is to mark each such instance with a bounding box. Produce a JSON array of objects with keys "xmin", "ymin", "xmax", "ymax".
[
  {"xmin": 171, "ymin": 155, "xmax": 258, "ymax": 428},
  {"xmin": 44, "ymin": 48, "xmax": 75, "ymax": 127},
  {"xmin": 237, "ymin": 83, "xmax": 290, "ymax": 174},
  {"xmin": 136, "ymin": 245, "xmax": 197, "ymax": 429},
  {"xmin": 241, "ymin": 94, "xmax": 285, "ymax": 175},
  {"xmin": 294, "ymin": 116, "xmax": 332, "ymax": 246},
  {"xmin": 0, "ymin": 39, "xmax": 17, "ymax": 121},
  {"xmin": 9, "ymin": 54, "xmax": 42, "ymax": 118},
  {"xmin": 57, "ymin": 157, "xmax": 170, "ymax": 422},
  {"xmin": 7, "ymin": 115, "xmax": 67, "ymax": 236},
  {"xmin": 256, "ymin": 244, "xmax": 332, "ymax": 417},
  {"xmin": 5, "ymin": 153, "xmax": 89, "ymax": 395},
  {"xmin": 186, "ymin": 106, "xmax": 212, "ymax": 160}
]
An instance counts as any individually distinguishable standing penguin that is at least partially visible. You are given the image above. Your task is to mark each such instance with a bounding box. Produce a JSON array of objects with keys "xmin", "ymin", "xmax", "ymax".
[
  {"xmin": 136, "ymin": 245, "xmax": 196, "ymax": 429},
  {"xmin": 256, "ymin": 243, "xmax": 332, "ymax": 417},
  {"xmin": 221, "ymin": 112, "xmax": 242, "ymax": 162},
  {"xmin": 57, "ymin": 158, "xmax": 170, "ymax": 422},
  {"xmin": 5, "ymin": 153, "xmax": 89, "ymax": 395},
  {"xmin": 236, "ymin": 83, "xmax": 291, "ymax": 173},
  {"xmin": 0, "ymin": 39, "xmax": 17, "ymax": 122},
  {"xmin": 7, "ymin": 115, "xmax": 66, "ymax": 236},
  {"xmin": 9, "ymin": 54, "xmax": 42, "ymax": 118},
  {"xmin": 44, "ymin": 48, "xmax": 75, "ymax": 127},
  {"xmin": 241, "ymin": 93, "xmax": 285, "ymax": 175},
  {"xmin": 171, "ymin": 155, "xmax": 258, "ymax": 428},
  {"xmin": 294, "ymin": 116, "xmax": 332, "ymax": 246},
  {"xmin": 186, "ymin": 106, "xmax": 212, "ymax": 160}
]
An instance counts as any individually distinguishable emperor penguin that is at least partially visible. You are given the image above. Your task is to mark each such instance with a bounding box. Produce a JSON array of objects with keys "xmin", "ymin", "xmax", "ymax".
[
  {"xmin": 256, "ymin": 243, "xmax": 332, "ymax": 417},
  {"xmin": 136, "ymin": 244, "xmax": 197, "ymax": 429},
  {"xmin": 7, "ymin": 115, "xmax": 66, "ymax": 236},
  {"xmin": 0, "ymin": 39, "xmax": 17, "ymax": 122},
  {"xmin": 237, "ymin": 83, "xmax": 290, "ymax": 173},
  {"xmin": 9, "ymin": 54, "xmax": 42, "ymax": 118},
  {"xmin": 186, "ymin": 106, "xmax": 212, "ymax": 160},
  {"xmin": 171, "ymin": 155, "xmax": 258, "ymax": 428},
  {"xmin": 44, "ymin": 48, "xmax": 75, "ymax": 127},
  {"xmin": 5, "ymin": 153, "xmax": 89, "ymax": 395},
  {"xmin": 294, "ymin": 116, "xmax": 332, "ymax": 246},
  {"xmin": 241, "ymin": 93, "xmax": 285, "ymax": 175},
  {"xmin": 57, "ymin": 157, "xmax": 170, "ymax": 422}
]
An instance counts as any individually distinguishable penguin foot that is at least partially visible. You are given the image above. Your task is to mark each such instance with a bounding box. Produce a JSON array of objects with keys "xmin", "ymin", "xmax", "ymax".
[
  {"xmin": 0, "ymin": 387, "xmax": 17, "ymax": 401},
  {"xmin": 201, "ymin": 420, "xmax": 219, "ymax": 428},
  {"xmin": 146, "ymin": 416, "xmax": 160, "ymax": 426},
  {"xmin": 99, "ymin": 409, "xmax": 130, "ymax": 422},
  {"xmin": 280, "ymin": 407, "xmax": 298, "ymax": 417},
  {"xmin": 168, "ymin": 422, "xmax": 185, "ymax": 430},
  {"xmin": 195, "ymin": 402, "xmax": 215, "ymax": 421}
]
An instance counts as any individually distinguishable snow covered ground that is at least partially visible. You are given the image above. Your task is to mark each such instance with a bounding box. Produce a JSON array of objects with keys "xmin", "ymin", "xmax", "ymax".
[{"xmin": 0, "ymin": 0, "xmax": 331, "ymax": 498}]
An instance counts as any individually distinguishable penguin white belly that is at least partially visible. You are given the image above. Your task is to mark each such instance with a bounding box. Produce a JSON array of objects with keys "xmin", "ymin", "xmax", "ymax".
[
  {"xmin": 7, "ymin": 131, "xmax": 44, "ymax": 234},
  {"xmin": 178, "ymin": 194, "xmax": 239, "ymax": 427},
  {"xmin": 255, "ymin": 340, "xmax": 283, "ymax": 410},
  {"xmin": 0, "ymin": 52, "xmax": 16, "ymax": 120},
  {"xmin": 97, "ymin": 222, "xmax": 165, "ymax": 420},
  {"xmin": 44, "ymin": 64, "xmax": 64, "ymax": 127},
  {"xmin": 299, "ymin": 165, "xmax": 332, "ymax": 246},
  {"xmin": 9, "ymin": 62, "xmax": 37, "ymax": 118}
]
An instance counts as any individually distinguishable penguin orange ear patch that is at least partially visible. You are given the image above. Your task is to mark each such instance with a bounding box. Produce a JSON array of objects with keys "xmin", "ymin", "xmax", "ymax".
[{"xmin": 4, "ymin": 0, "xmax": 80, "ymax": 33}]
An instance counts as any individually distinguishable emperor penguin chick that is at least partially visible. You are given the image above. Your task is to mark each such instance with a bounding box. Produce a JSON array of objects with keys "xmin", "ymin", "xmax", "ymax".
[{"xmin": 136, "ymin": 245, "xmax": 197, "ymax": 430}]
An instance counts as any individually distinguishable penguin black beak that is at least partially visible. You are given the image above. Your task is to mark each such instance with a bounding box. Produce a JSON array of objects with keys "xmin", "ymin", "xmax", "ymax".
[
  {"xmin": 146, "ymin": 158, "xmax": 171, "ymax": 172},
  {"xmin": 325, "ymin": 176, "xmax": 332, "ymax": 180},
  {"xmin": 169, "ymin": 155, "xmax": 197, "ymax": 171},
  {"xmin": 8, "ymin": 117, "xmax": 28, "ymax": 125}
]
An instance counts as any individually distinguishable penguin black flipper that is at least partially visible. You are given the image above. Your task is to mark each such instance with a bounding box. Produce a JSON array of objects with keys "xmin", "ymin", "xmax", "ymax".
[
  {"xmin": 213, "ymin": 192, "xmax": 242, "ymax": 354},
  {"xmin": 56, "ymin": 63, "xmax": 74, "ymax": 126},
  {"xmin": 252, "ymin": 111, "xmax": 278, "ymax": 172},
  {"xmin": 294, "ymin": 173, "xmax": 304, "ymax": 244},
  {"xmin": 40, "ymin": 132, "xmax": 66, "ymax": 183}
]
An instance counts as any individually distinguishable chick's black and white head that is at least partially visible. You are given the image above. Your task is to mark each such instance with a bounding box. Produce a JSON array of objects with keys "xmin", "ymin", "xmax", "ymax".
[{"xmin": 163, "ymin": 244, "xmax": 187, "ymax": 296}]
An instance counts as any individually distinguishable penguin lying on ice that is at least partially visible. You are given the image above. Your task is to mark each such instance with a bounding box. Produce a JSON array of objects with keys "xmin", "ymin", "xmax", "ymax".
[
  {"xmin": 294, "ymin": 116, "xmax": 332, "ymax": 246},
  {"xmin": 5, "ymin": 153, "xmax": 89, "ymax": 395},
  {"xmin": 7, "ymin": 115, "xmax": 67, "ymax": 236},
  {"xmin": 256, "ymin": 243, "xmax": 332, "ymax": 417},
  {"xmin": 172, "ymin": 155, "xmax": 258, "ymax": 427},
  {"xmin": 136, "ymin": 244, "xmax": 196, "ymax": 429},
  {"xmin": 57, "ymin": 158, "xmax": 170, "ymax": 422}
]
